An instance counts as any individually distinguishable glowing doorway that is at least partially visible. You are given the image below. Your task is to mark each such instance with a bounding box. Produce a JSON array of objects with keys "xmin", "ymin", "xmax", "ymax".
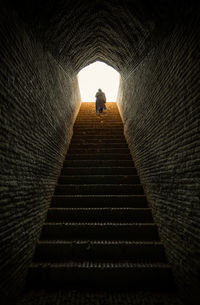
[{"xmin": 78, "ymin": 61, "xmax": 120, "ymax": 102}]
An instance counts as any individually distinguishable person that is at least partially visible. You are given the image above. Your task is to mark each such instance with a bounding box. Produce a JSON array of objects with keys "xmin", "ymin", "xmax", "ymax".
[{"xmin": 95, "ymin": 88, "xmax": 106, "ymax": 114}]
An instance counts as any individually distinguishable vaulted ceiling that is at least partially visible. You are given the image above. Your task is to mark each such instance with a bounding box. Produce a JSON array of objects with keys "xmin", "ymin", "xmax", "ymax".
[{"xmin": 9, "ymin": 0, "xmax": 182, "ymax": 74}]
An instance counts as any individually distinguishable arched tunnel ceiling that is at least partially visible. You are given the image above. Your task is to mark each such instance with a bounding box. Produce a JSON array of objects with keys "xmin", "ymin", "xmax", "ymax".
[{"xmin": 8, "ymin": 0, "xmax": 182, "ymax": 74}]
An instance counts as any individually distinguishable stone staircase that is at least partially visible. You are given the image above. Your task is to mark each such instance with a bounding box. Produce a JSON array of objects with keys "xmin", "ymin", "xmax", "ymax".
[{"xmin": 27, "ymin": 102, "xmax": 173, "ymax": 291}]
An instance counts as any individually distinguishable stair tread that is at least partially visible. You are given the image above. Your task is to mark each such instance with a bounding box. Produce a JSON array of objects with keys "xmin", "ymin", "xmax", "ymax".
[
  {"xmin": 72, "ymin": 133, "xmax": 125, "ymax": 135},
  {"xmin": 63, "ymin": 160, "xmax": 134, "ymax": 167},
  {"xmin": 48, "ymin": 207, "xmax": 151, "ymax": 211},
  {"xmin": 51, "ymin": 194, "xmax": 147, "ymax": 207},
  {"xmin": 73, "ymin": 128, "xmax": 124, "ymax": 131},
  {"xmin": 65, "ymin": 154, "xmax": 132, "ymax": 160},
  {"xmin": 73, "ymin": 129, "xmax": 124, "ymax": 131},
  {"xmin": 47, "ymin": 207, "xmax": 153, "ymax": 223},
  {"xmin": 71, "ymin": 139, "xmax": 127, "ymax": 142},
  {"xmin": 69, "ymin": 144, "xmax": 128, "ymax": 147},
  {"xmin": 37, "ymin": 240, "xmax": 162, "ymax": 245},
  {"xmin": 67, "ymin": 152, "xmax": 131, "ymax": 157},
  {"xmin": 52, "ymin": 194, "xmax": 146, "ymax": 197},
  {"xmin": 59, "ymin": 175, "xmax": 138, "ymax": 178},
  {"xmin": 56, "ymin": 183, "xmax": 141, "ymax": 186},
  {"xmin": 44, "ymin": 222, "xmax": 155, "ymax": 225},
  {"xmin": 59, "ymin": 176, "xmax": 138, "ymax": 180},
  {"xmin": 69, "ymin": 149, "xmax": 129, "ymax": 151},
  {"xmin": 54, "ymin": 184, "xmax": 144, "ymax": 195},
  {"xmin": 61, "ymin": 167, "xmax": 137, "ymax": 175},
  {"xmin": 34, "ymin": 240, "xmax": 166, "ymax": 262},
  {"xmin": 62, "ymin": 167, "xmax": 135, "ymax": 169},
  {"xmin": 31, "ymin": 261, "xmax": 170, "ymax": 268},
  {"xmin": 63, "ymin": 160, "xmax": 133, "ymax": 162}
]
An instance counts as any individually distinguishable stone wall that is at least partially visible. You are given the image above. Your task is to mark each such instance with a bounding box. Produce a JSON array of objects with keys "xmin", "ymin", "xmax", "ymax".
[
  {"xmin": 117, "ymin": 14, "xmax": 200, "ymax": 304},
  {"xmin": 0, "ymin": 8, "xmax": 81, "ymax": 297}
]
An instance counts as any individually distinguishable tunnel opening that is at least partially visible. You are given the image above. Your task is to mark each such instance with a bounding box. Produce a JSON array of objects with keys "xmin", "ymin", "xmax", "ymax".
[{"xmin": 78, "ymin": 61, "xmax": 120, "ymax": 103}]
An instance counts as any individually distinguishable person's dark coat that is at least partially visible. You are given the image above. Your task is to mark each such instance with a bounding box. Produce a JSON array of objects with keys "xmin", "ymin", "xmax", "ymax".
[{"xmin": 95, "ymin": 89, "xmax": 106, "ymax": 112}]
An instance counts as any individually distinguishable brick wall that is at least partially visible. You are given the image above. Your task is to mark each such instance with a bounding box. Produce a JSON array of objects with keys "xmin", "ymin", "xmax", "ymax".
[
  {"xmin": 0, "ymin": 8, "xmax": 81, "ymax": 298},
  {"xmin": 117, "ymin": 14, "xmax": 200, "ymax": 304}
]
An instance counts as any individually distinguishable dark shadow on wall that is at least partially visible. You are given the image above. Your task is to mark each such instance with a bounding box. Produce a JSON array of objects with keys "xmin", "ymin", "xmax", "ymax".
[
  {"xmin": 0, "ymin": 7, "xmax": 81, "ymax": 300},
  {"xmin": 117, "ymin": 8, "xmax": 200, "ymax": 304}
]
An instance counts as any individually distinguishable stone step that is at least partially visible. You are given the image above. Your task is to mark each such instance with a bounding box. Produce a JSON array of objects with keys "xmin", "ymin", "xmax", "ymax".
[
  {"xmin": 76, "ymin": 119, "xmax": 122, "ymax": 121},
  {"xmin": 73, "ymin": 131, "xmax": 125, "ymax": 135},
  {"xmin": 51, "ymin": 195, "xmax": 147, "ymax": 208},
  {"xmin": 74, "ymin": 123, "xmax": 123, "ymax": 127},
  {"xmin": 69, "ymin": 143, "xmax": 129, "ymax": 148},
  {"xmin": 54, "ymin": 184, "xmax": 143, "ymax": 195},
  {"xmin": 34, "ymin": 240, "xmax": 166, "ymax": 262},
  {"xmin": 47, "ymin": 208, "xmax": 152, "ymax": 223},
  {"xmin": 74, "ymin": 125, "xmax": 124, "ymax": 127},
  {"xmin": 61, "ymin": 167, "xmax": 137, "ymax": 175},
  {"xmin": 75, "ymin": 121, "xmax": 122, "ymax": 124},
  {"xmin": 74, "ymin": 124, "xmax": 121, "ymax": 127},
  {"xmin": 58, "ymin": 175, "xmax": 140, "ymax": 184},
  {"xmin": 77, "ymin": 114, "xmax": 121, "ymax": 116},
  {"xmin": 63, "ymin": 160, "xmax": 134, "ymax": 167},
  {"xmin": 74, "ymin": 120, "xmax": 124, "ymax": 125},
  {"xmin": 75, "ymin": 117, "xmax": 122, "ymax": 120},
  {"xmin": 73, "ymin": 125, "xmax": 124, "ymax": 128},
  {"xmin": 71, "ymin": 139, "xmax": 127, "ymax": 144},
  {"xmin": 40, "ymin": 223, "xmax": 159, "ymax": 241},
  {"xmin": 68, "ymin": 148, "xmax": 130, "ymax": 154},
  {"xmin": 77, "ymin": 113, "xmax": 121, "ymax": 116},
  {"xmin": 71, "ymin": 138, "xmax": 127, "ymax": 143},
  {"xmin": 27, "ymin": 262, "xmax": 173, "ymax": 289},
  {"xmin": 65, "ymin": 154, "xmax": 132, "ymax": 160},
  {"xmin": 72, "ymin": 135, "xmax": 126, "ymax": 139},
  {"xmin": 72, "ymin": 133, "xmax": 125, "ymax": 137}
]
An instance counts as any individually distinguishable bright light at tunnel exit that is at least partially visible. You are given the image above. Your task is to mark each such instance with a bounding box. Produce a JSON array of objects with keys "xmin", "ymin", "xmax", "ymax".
[{"xmin": 78, "ymin": 61, "xmax": 120, "ymax": 102}]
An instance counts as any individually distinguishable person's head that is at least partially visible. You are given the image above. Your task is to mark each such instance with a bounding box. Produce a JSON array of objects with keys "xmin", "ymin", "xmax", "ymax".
[{"xmin": 98, "ymin": 88, "xmax": 102, "ymax": 92}]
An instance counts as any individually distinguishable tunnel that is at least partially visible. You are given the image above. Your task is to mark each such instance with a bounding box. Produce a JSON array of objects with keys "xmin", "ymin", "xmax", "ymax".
[{"xmin": 0, "ymin": 1, "xmax": 199, "ymax": 304}]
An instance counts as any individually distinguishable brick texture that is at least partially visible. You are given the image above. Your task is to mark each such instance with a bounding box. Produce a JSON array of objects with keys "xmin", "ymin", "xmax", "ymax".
[
  {"xmin": 0, "ymin": 9, "xmax": 81, "ymax": 298},
  {"xmin": 117, "ymin": 14, "xmax": 200, "ymax": 304}
]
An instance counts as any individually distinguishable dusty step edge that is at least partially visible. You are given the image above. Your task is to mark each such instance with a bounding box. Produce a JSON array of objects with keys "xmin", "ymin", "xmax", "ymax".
[
  {"xmin": 29, "ymin": 262, "xmax": 171, "ymax": 269},
  {"xmin": 27, "ymin": 262, "xmax": 174, "ymax": 290},
  {"xmin": 52, "ymin": 194, "xmax": 147, "ymax": 199},
  {"xmin": 54, "ymin": 184, "xmax": 144, "ymax": 194},
  {"xmin": 58, "ymin": 174, "xmax": 139, "ymax": 178},
  {"xmin": 68, "ymin": 149, "xmax": 130, "ymax": 152},
  {"xmin": 47, "ymin": 208, "xmax": 153, "ymax": 222},
  {"xmin": 35, "ymin": 240, "xmax": 162, "ymax": 245},
  {"xmin": 55, "ymin": 183, "xmax": 142, "ymax": 187},
  {"xmin": 61, "ymin": 167, "xmax": 136, "ymax": 169},
  {"xmin": 66, "ymin": 153, "xmax": 132, "ymax": 156},
  {"xmin": 47, "ymin": 207, "xmax": 151, "ymax": 211},
  {"xmin": 51, "ymin": 194, "xmax": 148, "ymax": 207},
  {"xmin": 63, "ymin": 161, "xmax": 134, "ymax": 165},
  {"xmin": 42, "ymin": 222, "xmax": 156, "ymax": 227},
  {"xmin": 69, "ymin": 144, "xmax": 128, "ymax": 146},
  {"xmin": 34, "ymin": 240, "xmax": 167, "ymax": 263}
]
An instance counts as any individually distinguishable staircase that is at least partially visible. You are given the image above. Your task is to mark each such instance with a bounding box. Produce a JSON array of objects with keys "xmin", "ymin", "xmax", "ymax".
[{"xmin": 27, "ymin": 102, "xmax": 173, "ymax": 290}]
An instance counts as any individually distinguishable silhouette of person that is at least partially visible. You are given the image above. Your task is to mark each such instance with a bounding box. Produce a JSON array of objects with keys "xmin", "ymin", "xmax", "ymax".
[{"xmin": 95, "ymin": 88, "xmax": 106, "ymax": 114}]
